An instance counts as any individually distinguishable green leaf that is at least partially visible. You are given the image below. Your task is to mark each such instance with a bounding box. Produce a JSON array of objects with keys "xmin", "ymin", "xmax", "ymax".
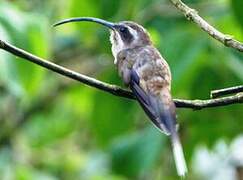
[
  {"xmin": 0, "ymin": 22, "xmax": 23, "ymax": 96},
  {"xmin": 110, "ymin": 127, "xmax": 165, "ymax": 177},
  {"xmin": 231, "ymin": 0, "xmax": 243, "ymax": 29},
  {"xmin": 0, "ymin": 2, "xmax": 50, "ymax": 100}
]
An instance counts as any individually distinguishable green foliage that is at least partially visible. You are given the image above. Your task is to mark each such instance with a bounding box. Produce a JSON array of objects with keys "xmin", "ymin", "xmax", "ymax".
[
  {"xmin": 0, "ymin": 0, "xmax": 242, "ymax": 179},
  {"xmin": 110, "ymin": 127, "xmax": 165, "ymax": 177},
  {"xmin": 231, "ymin": 0, "xmax": 243, "ymax": 29}
]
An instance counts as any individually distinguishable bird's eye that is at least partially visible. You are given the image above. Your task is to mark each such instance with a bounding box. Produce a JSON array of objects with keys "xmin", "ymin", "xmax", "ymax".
[{"xmin": 119, "ymin": 27, "xmax": 128, "ymax": 34}]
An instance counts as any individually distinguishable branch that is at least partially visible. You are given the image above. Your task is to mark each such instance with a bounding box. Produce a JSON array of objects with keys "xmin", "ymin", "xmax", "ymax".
[
  {"xmin": 170, "ymin": 0, "xmax": 243, "ymax": 52},
  {"xmin": 0, "ymin": 39, "xmax": 242, "ymax": 110},
  {"xmin": 0, "ymin": 40, "xmax": 134, "ymax": 100},
  {"xmin": 211, "ymin": 85, "xmax": 243, "ymax": 98},
  {"xmin": 174, "ymin": 93, "xmax": 243, "ymax": 110}
]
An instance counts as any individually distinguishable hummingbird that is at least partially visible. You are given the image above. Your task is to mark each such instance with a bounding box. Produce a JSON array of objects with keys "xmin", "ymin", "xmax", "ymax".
[{"xmin": 54, "ymin": 17, "xmax": 187, "ymax": 177}]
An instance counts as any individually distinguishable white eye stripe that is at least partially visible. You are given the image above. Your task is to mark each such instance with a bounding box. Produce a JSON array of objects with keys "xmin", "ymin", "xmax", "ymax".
[
  {"xmin": 127, "ymin": 26, "xmax": 138, "ymax": 39},
  {"xmin": 110, "ymin": 25, "xmax": 141, "ymax": 64}
]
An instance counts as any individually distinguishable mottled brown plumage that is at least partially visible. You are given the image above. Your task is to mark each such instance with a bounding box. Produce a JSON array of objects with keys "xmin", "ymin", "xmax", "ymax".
[
  {"xmin": 110, "ymin": 21, "xmax": 187, "ymax": 176},
  {"xmin": 54, "ymin": 17, "xmax": 187, "ymax": 177},
  {"xmin": 116, "ymin": 45, "xmax": 176, "ymax": 132}
]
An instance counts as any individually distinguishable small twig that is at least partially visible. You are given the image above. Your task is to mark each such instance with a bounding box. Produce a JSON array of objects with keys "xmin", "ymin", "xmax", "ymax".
[
  {"xmin": 0, "ymin": 39, "xmax": 242, "ymax": 110},
  {"xmin": 211, "ymin": 85, "xmax": 243, "ymax": 98},
  {"xmin": 175, "ymin": 93, "xmax": 243, "ymax": 110},
  {"xmin": 170, "ymin": 0, "xmax": 243, "ymax": 52}
]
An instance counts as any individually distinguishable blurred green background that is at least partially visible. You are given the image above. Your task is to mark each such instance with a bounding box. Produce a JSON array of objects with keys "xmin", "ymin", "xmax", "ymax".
[{"xmin": 0, "ymin": 0, "xmax": 242, "ymax": 179}]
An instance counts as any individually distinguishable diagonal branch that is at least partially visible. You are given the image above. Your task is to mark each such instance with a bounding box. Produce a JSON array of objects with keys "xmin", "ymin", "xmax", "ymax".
[
  {"xmin": 170, "ymin": 0, "xmax": 243, "ymax": 52},
  {"xmin": 0, "ymin": 40, "xmax": 134, "ymax": 100},
  {"xmin": 0, "ymin": 39, "xmax": 242, "ymax": 110}
]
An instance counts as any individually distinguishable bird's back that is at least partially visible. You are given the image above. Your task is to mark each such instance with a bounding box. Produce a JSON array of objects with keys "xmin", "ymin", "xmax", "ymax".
[{"xmin": 116, "ymin": 45, "xmax": 177, "ymax": 134}]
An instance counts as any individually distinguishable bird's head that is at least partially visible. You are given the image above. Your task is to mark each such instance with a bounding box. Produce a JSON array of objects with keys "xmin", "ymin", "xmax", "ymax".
[
  {"xmin": 109, "ymin": 21, "xmax": 152, "ymax": 58},
  {"xmin": 54, "ymin": 17, "xmax": 152, "ymax": 62}
]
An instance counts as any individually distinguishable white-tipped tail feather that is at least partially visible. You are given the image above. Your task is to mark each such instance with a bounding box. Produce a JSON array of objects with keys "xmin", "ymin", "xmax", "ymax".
[{"xmin": 171, "ymin": 133, "xmax": 188, "ymax": 177}]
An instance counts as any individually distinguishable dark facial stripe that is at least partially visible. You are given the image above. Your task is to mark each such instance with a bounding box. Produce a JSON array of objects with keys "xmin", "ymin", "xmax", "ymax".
[
  {"xmin": 116, "ymin": 25, "xmax": 134, "ymax": 44},
  {"xmin": 122, "ymin": 22, "xmax": 152, "ymax": 45}
]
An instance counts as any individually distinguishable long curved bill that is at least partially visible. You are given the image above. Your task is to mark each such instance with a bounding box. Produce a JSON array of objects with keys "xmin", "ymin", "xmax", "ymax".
[{"xmin": 53, "ymin": 17, "xmax": 115, "ymax": 30}]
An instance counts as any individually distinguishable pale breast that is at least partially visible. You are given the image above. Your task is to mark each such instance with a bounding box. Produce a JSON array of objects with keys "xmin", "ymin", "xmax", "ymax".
[{"xmin": 116, "ymin": 48, "xmax": 137, "ymax": 85}]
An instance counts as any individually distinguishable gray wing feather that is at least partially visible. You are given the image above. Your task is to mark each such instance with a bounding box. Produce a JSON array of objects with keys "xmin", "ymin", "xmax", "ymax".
[{"xmin": 130, "ymin": 69, "xmax": 172, "ymax": 133}]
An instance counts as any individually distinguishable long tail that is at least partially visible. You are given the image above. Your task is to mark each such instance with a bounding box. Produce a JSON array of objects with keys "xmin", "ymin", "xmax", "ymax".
[
  {"xmin": 129, "ymin": 70, "xmax": 187, "ymax": 176},
  {"xmin": 170, "ymin": 130, "xmax": 187, "ymax": 177}
]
